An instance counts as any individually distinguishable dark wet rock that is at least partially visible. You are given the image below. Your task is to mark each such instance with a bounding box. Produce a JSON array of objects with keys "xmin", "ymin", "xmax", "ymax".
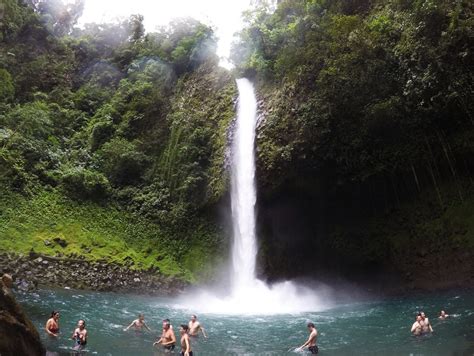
[
  {"xmin": 0, "ymin": 273, "xmax": 45, "ymax": 355},
  {"xmin": 53, "ymin": 237, "xmax": 67, "ymax": 248},
  {"xmin": 0, "ymin": 253, "xmax": 187, "ymax": 297}
]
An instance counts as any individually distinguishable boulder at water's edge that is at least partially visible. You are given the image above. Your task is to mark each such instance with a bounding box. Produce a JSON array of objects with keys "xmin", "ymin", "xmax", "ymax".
[{"xmin": 0, "ymin": 273, "xmax": 45, "ymax": 356}]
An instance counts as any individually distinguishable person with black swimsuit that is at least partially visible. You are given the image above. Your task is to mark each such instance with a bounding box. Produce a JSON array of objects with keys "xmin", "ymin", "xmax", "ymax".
[{"xmin": 296, "ymin": 322, "xmax": 319, "ymax": 354}]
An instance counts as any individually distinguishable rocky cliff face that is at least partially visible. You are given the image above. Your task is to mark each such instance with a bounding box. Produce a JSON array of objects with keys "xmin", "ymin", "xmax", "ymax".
[
  {"xmin": 255, "ymin": 176, "xmax": 474, "ymax": 293},
  {"xmin": 0, "ymin": 274, "xmax": 45, "ymax": 356},
  {"xmin": 0, "ymin": 253, "xmax": 187, "ymax": 295}
]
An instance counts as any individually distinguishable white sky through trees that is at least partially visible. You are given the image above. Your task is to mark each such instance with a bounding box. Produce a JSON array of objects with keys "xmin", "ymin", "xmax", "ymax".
[{"xmin": 73, "ymin": 0, "xmax": 255, "ymax": 68}]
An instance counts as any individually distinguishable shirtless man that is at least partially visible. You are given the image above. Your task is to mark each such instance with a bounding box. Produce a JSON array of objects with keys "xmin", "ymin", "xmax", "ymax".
[
  {"xmin": 153, "ymin": 319, "xmax": 176, "ymax": 352},
  {"xmin": 179, "ymin": 324, "xmax": 193, "ymax": 356},
  {"xmin": 420, "ymin": 311, "xmax": 433, "ymax": 333},
  {"xmin": 124, "ymin": 313, "xmax": 151, "ymax": 332},
  {"xmin": 439, "ymin": 310, "xmax": 449, "ymax": 319},
  {"xmin": 411, "ymin": 315, "xmax": 423, "ymax": 336},
  {"xmin": 71, "ymin": 319, "xmax": 88, "ymax": 350},
  {"xmin": 297, "ymin": 322, "xmax": 318, "ymax": 354},
  {"xmin": 188, "ymin": 314, "xmax": 207, "ymax": 338},
  {"xmin": 45, "ymin": 310, "xmax": 60, "ymax": 337}
]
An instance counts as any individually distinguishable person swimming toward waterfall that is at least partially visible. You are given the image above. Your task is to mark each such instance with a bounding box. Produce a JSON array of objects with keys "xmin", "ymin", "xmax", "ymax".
[
  {"xmin": 153, "ymin": 319, "xmax": 176, "ymax": 352},
  {"xmin": 188, "ymin": 314, "xmax": 207, "ymax": 338},
  {"xmin": 296, "ymin": 322, "xmax": 318, "ymax": 354},
  {"xmin": 439, "ymin": 310, "xmax": 449, "ymax": 319},
  {"xmin": 45, "ymin": 310, "xmax": 60, "ymax": 337},
  {"xmin": 71, "ymin": 319, "xmax": 88, "ymax": 350},
  {"xmin": 124, "ymin": 313, "xmax": 151, "ymax": 332}
]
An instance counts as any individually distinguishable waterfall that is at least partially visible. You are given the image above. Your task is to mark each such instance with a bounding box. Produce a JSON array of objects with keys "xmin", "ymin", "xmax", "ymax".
[
  {"xmin": 176, "ymin": 78, "xmax": 329, "ymax": 314},
  {"xmin": 230, "ymin": 78, "xmax": 258, "ymax": 290}
]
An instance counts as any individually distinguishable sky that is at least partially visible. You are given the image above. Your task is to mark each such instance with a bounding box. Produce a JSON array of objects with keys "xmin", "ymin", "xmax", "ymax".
[{"xmin": 73, "ymin": 0, "xmax": 256, "ymax": 68}]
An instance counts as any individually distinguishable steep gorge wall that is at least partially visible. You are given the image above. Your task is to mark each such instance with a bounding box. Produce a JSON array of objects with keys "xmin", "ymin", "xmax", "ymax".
[{"xmin": 253, "ymin": 84, "xmax": 474, "ymax": 292}]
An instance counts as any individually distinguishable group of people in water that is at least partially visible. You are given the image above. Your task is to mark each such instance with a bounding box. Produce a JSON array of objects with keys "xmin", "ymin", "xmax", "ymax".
[
  {"xmin": 45, "ymin": 311, "xmax": 206, "ymax": 355},
  {"xmin": 44, "ymin": 308, "xmax": 450, "ymax": 354},
  {"xmin": 410, "ymin": 310, "xmax": 450, "ymax": 336},
  {"xmin": 45, "ymin": 311, "xmax": 87, "ymax": 350}
]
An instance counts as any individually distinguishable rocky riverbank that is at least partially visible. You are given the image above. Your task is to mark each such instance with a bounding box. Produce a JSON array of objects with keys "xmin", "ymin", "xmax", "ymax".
[{"xmin": 0, "ymin": 253, "xmax": 188, "ymax": 296}]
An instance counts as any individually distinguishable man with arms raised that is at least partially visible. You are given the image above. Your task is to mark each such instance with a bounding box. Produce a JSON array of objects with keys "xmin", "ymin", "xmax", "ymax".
[
  {"xmin": 297, "ymin": 322, "xmax": 318, "ymax": 354},
  {"xmin": 188, "ymin": 314, "xmax": 207, "ymax": 338},
  {"xmin": 124, "ymin": 313, "xmax": 152, "ymax": 332}
]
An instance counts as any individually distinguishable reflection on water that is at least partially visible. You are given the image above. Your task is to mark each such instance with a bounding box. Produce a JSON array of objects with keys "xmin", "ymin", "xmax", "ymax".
[{"xmin": 17, "ymin": 288, "xmax": 474, "ymax": 355}]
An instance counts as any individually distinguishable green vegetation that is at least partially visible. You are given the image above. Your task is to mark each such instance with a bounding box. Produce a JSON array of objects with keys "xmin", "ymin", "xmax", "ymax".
[
  {"xmin": 0, "ymin": 0, "xmax": 472, "ymax": 284},
  {"xmin": 233, "ymin": 0, "xmax": 473, "ymax": 192},
  {"xmin": 232, "ymin": 0, "xmax": 474, "ymax": 278},
  {"xmin": 0, "ymin": 187, "xmax": 224, "ymax": 281},
  {"xmin": 0, "ymin": 0, "xmax": 235, "ymax": 282}
]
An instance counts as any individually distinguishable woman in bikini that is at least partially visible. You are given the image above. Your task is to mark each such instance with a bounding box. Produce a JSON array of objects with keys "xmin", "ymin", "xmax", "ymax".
[{"xmin": 45, "ymin": 311, "xmax": 60, "ymax": 337}]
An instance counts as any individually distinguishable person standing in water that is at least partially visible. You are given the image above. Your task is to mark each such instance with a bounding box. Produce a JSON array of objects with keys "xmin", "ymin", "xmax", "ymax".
[
  {"xmin": 411, "ymin": 315, "xmax": 423, "ymax": 336},
  {"xmin": 188, "ymin": 314, "xmax": 207, "ymax": 338},
  {"xmin": 71, "ymin": 319, "xmax": 88, "ymax": 350},
  {"xmin": 419, "ymin": 311, "xmax": 433, "ymax": 333},
  {"xmin": 179, "ymin": 324, "xmax": 193, "ymax": 356},
  {"xmin": 124, "ymin": 313, "xmax": 152, "ymax": 332},
  {"xmin": 439, "ymin": 310, "xmax": 450, "ymax": 319},
  {"xmin": 297, "ymin": 322, "xmax": 318, "ymax": 354},
  {"xmin": 45, "ymin": 310, "xmax": 60, "ymax": 337},
  {"xmin": 153, "ymin": 319, "xmax": 176, "ymax": 352}
]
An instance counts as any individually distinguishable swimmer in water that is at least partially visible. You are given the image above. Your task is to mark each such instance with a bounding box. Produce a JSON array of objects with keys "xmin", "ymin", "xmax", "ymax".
[
  {"xmin": 419, "ymin": 311, "xmax": 433, "ymax": 333},
  {"xmin": 45, "ymin": 310, "xmax": 60, "ymax": 337},
  {"xmin": 296, "ymin": 322, "xmax": 318, "ymax": 354},
  {"xmin": 71, "ymin": 319, "xmax": 87, "ymax": 350},
  {"xmin": 153, "ymin": 319, "xmax": 176, "ymax": 352},
  {"xmin": 179, "ymin": 324, "xmax": 193, "ymax": 356},
  {"xmin": 124, "ymin": 313, "xmax": 151, "ymax": 332},
  {"xmin": 188, "ymin": 314, "xmax": 207, "ymax": 338},
  {"xmin": 411, "ymin": 315, "xmax": 423, "ymax": 336},
  {"xmin": 439, "ymin": 310, "xmax": 449, "ymax": 319}
]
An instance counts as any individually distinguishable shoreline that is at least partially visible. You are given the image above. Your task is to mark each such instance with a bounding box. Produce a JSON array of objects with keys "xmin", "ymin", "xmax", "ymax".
[
  {"xmin": 0, "ymin": 252, "xmax": 188, "ymax": 296},
  {"xmin": 2, "ymin": 250, "xmax": 472, "ymax": 299}
]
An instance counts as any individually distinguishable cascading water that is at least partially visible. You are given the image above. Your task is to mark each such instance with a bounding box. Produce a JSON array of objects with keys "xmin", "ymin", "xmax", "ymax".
[
  {"xmin": 177, "ymin": 78, "xmax": 329, "ymax": 314},
  {"xmin": 230, "ymin": 78, "xmax": 258, "ymax": 291}
]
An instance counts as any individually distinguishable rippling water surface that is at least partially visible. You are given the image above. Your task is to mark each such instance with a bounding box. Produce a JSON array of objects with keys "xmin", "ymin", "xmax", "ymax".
[{"xmin": 17, "ymin": 288, "xmax": 474, "ymax": 355}]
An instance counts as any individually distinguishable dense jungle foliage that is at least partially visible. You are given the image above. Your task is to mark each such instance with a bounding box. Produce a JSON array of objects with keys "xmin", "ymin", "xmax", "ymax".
[
  {"xmin": 0, "ymin": 0, "xmax": 235, "ymax": 280},
  {"xmin": 231, "ymin": 0, "xmax": 474, "ymax": 282},
  {"xmin": 0, "ymin": 0, "xmax": 473, "ymax": 285}
]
